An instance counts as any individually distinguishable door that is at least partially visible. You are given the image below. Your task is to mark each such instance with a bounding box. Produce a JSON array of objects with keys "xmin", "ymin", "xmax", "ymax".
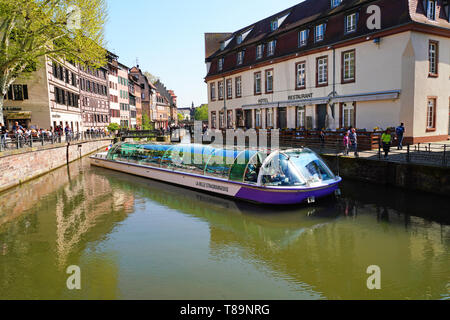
[
  {"xmin": 244, "ymin": 110, "xmax": 253, "ymax": 129},
  {"xmin": 316, "ymin": 104, "xmax": 327, "ymax": 130},
  {"xmin": 277, "ymin": 107, "xmax": 287, "ymax": 129}
]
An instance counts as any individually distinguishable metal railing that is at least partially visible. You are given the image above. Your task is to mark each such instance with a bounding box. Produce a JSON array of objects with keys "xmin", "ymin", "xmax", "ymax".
[{"xmin": 0, "ymin": 131, "xmax": 112, "ymax": 152}]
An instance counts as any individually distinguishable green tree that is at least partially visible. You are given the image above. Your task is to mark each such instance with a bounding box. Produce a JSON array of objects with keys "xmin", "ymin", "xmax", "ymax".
[
  {"xmin": 143, "ymin": 71, "xmax": 159, "ymax": 85},
  {"xmin": 194, "ymin": 104, "xmax": 208, "ymax": 121},
  {"xmin": 142, "ymin": 114, "xmax": 154, "ymax": 130},
  {"xmin": 177, "ymin": 113, "xmax": 184, "ymax": 122},
  {"xmin": 107, "ymin": 122, "xmax": 120, "ymax": 132},
  {"xmin": 0, "ymin": 0, "xmax": 107, "ymax": 121}
]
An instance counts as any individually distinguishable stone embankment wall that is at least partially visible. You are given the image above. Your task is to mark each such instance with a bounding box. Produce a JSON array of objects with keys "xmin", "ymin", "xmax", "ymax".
[
  {"xmin": 0, "ymin": 139, "xmax": 112, "ymax": 193},
  {"xmin": 321, "ymin": 155, "xmax": 450, "ymax": 196}
]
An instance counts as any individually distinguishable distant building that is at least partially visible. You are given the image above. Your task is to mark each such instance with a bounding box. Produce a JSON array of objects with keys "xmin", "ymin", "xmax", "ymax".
[
  {"xmin": 178, "ymin": 103, "xmax": 196, "ymax": 121},
  {"xmin": 107, "ymin": 52, "xmax": 120, "ymax": 126},
  {"xmin": 129, "ymin": 74, "xmax": 142, "ymax": 129},
  {"xmin": 129, "ymin": 66, "xmax": 157, "ymax": 125},
  {"xmin": 154, "ymin": 80, "xmax": 178, "ymax": 127},
  {"xmin": 118, "ymin": 63, "xmax": 130, "ymax": 128}
]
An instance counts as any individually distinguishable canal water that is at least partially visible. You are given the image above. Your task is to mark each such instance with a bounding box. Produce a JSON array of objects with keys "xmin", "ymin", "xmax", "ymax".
[{"xmin": 0, "ymin": 158, "xmax": 449, "ymax": 300}]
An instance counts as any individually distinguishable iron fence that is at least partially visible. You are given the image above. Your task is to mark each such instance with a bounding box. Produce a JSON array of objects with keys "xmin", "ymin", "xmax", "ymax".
[{"xmin": 0, "ymin": 132, "xmax": 111, "ymax": 152}]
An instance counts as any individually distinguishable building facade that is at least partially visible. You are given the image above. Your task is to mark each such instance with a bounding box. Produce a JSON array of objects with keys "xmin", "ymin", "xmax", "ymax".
[
  {"xmin": 118, "ymin": 63, "xmax": 131, "ymax": 128},
  {"xmin": 129, "ymin": 66, "xmax": 156, "ymax": 126},
  {"xmin": 79, "ymin": 64, "xmax": 109, "ymax": 130},
  {"xmin": 129, "ymin": 74, "xmax": 142, "ymax": 129},
  {"xmin": 3, "ymin": 56, "xmax": 82, "ymax": 131},
  {"xmin": 107, "ymin": 52, "xmax": 120, "ymax": 126},
  {"xmin": 205, "ymin": 0, "xmax": 450, "ymax": 143}
]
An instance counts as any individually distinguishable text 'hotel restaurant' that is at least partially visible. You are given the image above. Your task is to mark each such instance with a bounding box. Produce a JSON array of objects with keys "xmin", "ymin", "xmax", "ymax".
[{"xmin": 204, "ymin": 0, "xmax": 450, "ymax": 144}]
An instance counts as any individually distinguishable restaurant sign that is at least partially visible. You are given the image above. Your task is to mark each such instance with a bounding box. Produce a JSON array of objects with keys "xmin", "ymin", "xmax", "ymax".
[{"xmin": 288, "ymin": 93, "xmax": 313, "ymax": 101}]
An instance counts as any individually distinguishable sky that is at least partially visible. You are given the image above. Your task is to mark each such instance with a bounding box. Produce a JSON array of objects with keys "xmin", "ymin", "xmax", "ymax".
[{"xmin": 105, "ymin": 0, "xmax": 303, "ymax": 108}]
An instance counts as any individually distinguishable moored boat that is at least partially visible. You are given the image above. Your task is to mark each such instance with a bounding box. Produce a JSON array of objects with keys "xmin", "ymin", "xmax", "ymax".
[{"xmin": 90, "ymin": 143, "xmax": 341, "ymax": 205}]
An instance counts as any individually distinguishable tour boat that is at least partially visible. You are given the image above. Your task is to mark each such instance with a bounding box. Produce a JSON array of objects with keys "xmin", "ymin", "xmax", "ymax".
[{"xmin": 90, "ymin": 143, "xmax": 342, "ymax": 205}]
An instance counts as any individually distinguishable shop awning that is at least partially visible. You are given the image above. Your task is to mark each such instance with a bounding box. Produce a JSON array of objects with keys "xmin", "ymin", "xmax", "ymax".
[
  {"xmin": 330, "ymin": 90, "xmax": 401, "ymax": 103},
  {"xmin": 242, "ymin": 102, "xmax": 279, "ymax": 110}
]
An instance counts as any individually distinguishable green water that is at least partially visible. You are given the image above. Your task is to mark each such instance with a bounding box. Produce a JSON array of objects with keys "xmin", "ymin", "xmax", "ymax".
[{"xmin": 0, "ymin": 158, "xmax": 449, "ymax": 300}]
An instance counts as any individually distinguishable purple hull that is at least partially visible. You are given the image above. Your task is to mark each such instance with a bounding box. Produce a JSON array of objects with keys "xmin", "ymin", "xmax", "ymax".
[{"xmin": 235, "ymin": 181, "xmax": 341, "ymax": 205}]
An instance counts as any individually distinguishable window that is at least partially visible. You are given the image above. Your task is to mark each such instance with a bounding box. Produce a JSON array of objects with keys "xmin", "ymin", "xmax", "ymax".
[
  {"xmin": 331, "ymin": 0, "xmax": 342, "ymax": 8},
  {"xmin": 235, "ymin": 76, "xmax": 242, "ymax": 98},
  {"xmin": 426, "ymin": 98, "xmax": 436, "ymax": 130},
  {"xmin": 429, "ymin": 40, "xmax": 439, "ymax": 76},
  {"xmin": 296, "ymin": 62, "xmax": 306, "ymax": 89},
  {"xmin": 219, "ymin": 112, "xmax": 224, "ymax": 129},
  {"xmin": 254, "ymin": 72, "xmax": 262, "ymax": 95},
  {"xmin": 210, "ymin": 83, "xmax": 216, "ymax": 101},
  {"xmin": 226, "ymin": 79, "xmax": 233, "ymax": 99},
  {"xmin": 211, "ymin": 111, "xmax": 217, "ymax": 129},
  {"xmin": 265, "ymin": 69, "xmax": 273, "ymax": 93},
  {"xmin": 298, "ymin": 30, "xmax": 309, "ymax": 47},
  {"xmin": 9, "ymin": 84, "xmax": 28, "ymax": 101},
  {"xmin": 316, "ymin": 56, "xmax": 328, "ymax": 86},
  {"xmin": 255, "ymin": 109, "xmax": 261, "ymax": 128},
  {"xmin": 218, "ymin": 81, "xmax": 224, "ymax": 100},
  {"xmin": 315, "ymin": 24, "xmax": 325, "ymax": 42},
  {"xmin": 342, "ymin": 50, "xmax": 356, "ymax": 83},
  {"xmin": 237, "ymin": 51, "xmax": 245, "ymax": 65},
  {"xmin": 271, "ymin": 20, "xmax": 278, "ymax": 31},
  {"xmin": 342, "ymin": 103, "xmax": 355, "ymax": 128},
  {"xmin": 266, "ymin": 108, "xmax": 273, "ymax": 127},
  {"xmin": 297, "ymin": 106, "xmax": 305, "ymax": 128},
  {"xmin": 256, "ymin": 44, "xmax": 264, "ymax": 59},
  {"xmin": 427, "ymin": 0, "xmax": 436, "ymax": 20},
  {"xmin": 237, "ymin": 34, "xmax": 243, "ymax": 44},
  {"xmin": 218, "ymin": 58, "xmax": 224, "ymax": 71},
  {"xmin": 267, "ymin": 40, "xmax": 276, "ymax": 56},
  {"xmin": 345, "ymin": 13, "xmax": 358, "ymax": 33}
]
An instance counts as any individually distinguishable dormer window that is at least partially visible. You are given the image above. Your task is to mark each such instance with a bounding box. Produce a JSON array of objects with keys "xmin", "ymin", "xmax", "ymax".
[
  {"xmin": 427, "ymin": 0, "xmax": 436, "ymax": 20},
  {"xmin": 256, "ymin": 44, "xmax": 264, "ymax": 59},
  {"xmin": 237, "ymin": 51, "xmax": 245, "ymax": 65},
  {"xmin": 271, "ymin": 20, "xmax": 278, "ymax": 31},
  {"xmin": 345, "ymin": 13, "xmax": 358, "ymax": 33},
  {"xmin": 220, "ymin": 42, "xmax": 225, "ymax": 51},
  {"xmin": 298, "ymin": 29, "xmax": 309, "ymax": 47},
  {"xmin": 218, "ymin": 58, "xmax": 224, "ymax": 71},
  {"xmin": 315, "ymin": 24, "xmax": 326, "ymax": 42},
  {"xmin": 331, "ymin": 0, "xmax": 342, "ymax": 8},
  {"xmin": 267, "ymin": 40, "xmax": 276, "ymax": 56},
  {"xmin": 237, "ymin": 34, "xmax": 243, "ymax": 44}
]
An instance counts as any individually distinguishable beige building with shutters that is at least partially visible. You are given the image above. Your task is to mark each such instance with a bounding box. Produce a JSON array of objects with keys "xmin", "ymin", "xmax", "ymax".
[{"xmin": 205, "ymin": 0, "xmax": 450, "ymax": 144}]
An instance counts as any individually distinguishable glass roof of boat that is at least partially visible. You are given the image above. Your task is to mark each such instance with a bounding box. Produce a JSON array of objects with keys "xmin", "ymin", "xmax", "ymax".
[{"xmin": 106, "ymin": 143, "xmax": 336, "ymax": 186}]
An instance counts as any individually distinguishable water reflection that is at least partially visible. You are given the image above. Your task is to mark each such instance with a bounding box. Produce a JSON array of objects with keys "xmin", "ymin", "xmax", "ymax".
[{"xmin": 0, "ymin": 159, "xmax": 448, "ymax": 300}]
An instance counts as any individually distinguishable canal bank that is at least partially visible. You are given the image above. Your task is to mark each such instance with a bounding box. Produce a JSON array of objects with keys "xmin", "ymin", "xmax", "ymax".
[
  {"xmin": 0, "ymin": 138, "xmax": 113, "ymax": 193},
  {"xmin": 321, "ymin": 154, "xmax": 450, "ymax": 197}
]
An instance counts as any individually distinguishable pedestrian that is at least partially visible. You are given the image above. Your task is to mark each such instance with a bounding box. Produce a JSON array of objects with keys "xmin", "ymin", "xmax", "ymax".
[
  {"xmin": 395, "ymin": 123, "xmax": 405, "ymax": 150},
  {"xmin": 381, "ymin": 129, "xmax": 392, "ymax": 159},
  {"xmin": 0, "ymin": 123, "xmax": 7, "ymax": 149},
  {"xmin": 349, "ymin": 128, "xmax": 359, "ymax": 157},
  {"xmin": 343, "ymin": 131, "xmax": 350, "ymax": 156},
  {"xmin": 12, "ymin": 121, "xmax": 23, "ymax": 133},
  {"xmin": 319, "ymin": 130, "xmax": 325, "ymax": 149}
]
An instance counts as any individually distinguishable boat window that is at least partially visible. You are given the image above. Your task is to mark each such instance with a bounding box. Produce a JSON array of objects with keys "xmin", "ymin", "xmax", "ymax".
[
  {"xmin": 205, "ymin": 148, "xmax": 238, "ymax": 179},
  {"xmin": 285, "ymin": 149, "xmax": 335, "ymax": 183},
  {"xmin": 229, "ymin": 150, "xmax": 256, "ymax": 182},
  {"xmin": 140, "ymin": 145, "xmax": 170, "ymax": 166},
  {"xmin": 260, "ymin": 152, "xmax": 306, "ymax": 187},
  {"xmin": 243, "ymin": 153, "xmax": 265, "ymax": 184}
]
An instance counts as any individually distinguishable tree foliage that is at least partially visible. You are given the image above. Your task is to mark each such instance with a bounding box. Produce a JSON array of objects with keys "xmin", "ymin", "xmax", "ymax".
[
  {"xmin": 177, "ymin": 112, "xmax": 184, "ymax": 122},
  {"xmin": 107, "ymin": 122, "xmax": 120, "ymax": 132},
  {"xmin": 142, "ymin": 114, "xmax": 154, "ymax": 130},
  {"xmin": 0, "ymin": 0, "xmax": 108, "ymax": 119},
  {"xmin": 143, "ymin": 71, "xmax": 159, "ymax": 84},
  {"xmin": 194, "ymin": 104, "xmax": 208, "ymax": 121}
]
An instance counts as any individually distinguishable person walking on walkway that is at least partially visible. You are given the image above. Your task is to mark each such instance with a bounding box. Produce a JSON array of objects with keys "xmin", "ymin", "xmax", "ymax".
[
  {"xmin": 395, "ymin": 123, "xmax": 405, "ymax": 150},
  {"xmin": 349, "ymin": 128, "xmax": 359, "ymax": 157},
  {"xmin": 343, "ymin": 131, "xmax": 350, "ymax": 156},
  {"xmin": 0, "ymin": 123, "xmax": 7, "ymax": 150},
  {"xmin": 381, "ymin": 129, "xmax": 392, "ymax": 159}
]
